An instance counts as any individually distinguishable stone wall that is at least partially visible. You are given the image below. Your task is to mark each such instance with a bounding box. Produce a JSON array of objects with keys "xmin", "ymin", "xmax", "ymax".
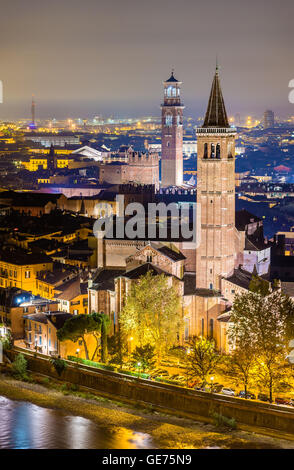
[{"xmin": 10, "ymin": 348, "xmax": 294, "ymax": 435}]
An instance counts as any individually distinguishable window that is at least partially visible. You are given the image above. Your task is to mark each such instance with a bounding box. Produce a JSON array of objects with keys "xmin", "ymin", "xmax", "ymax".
[
  {"xmin": 211, "ymin": 144, "xmax": 215, "ymax": 158},
  {"xmin": 166, "ymin": 86, "xmax": 174, "ymax": 97},
  {"xmin": 201, "ymin": 318, "xmax": 204, "ymax": 336},
  {"xmin": 177, "ymin": 114, "xmax": 181, "ymax": 126},
  {"xmin": 209, "ymin": 319, "xmax": 214, "ymax": 338},
  {"xmin": 39, "ymin": 336, "xmax": 42, "ymax": 346},
  {"xmin": 165, "ymin": 114, "xmax": 172, "ymax": 126},
  {"xmin": 203, "ymin": 143, "xmax": 208, "ymax": 159},
  {"xmin": 216, "ymin": 143, "xmax": 220, "ymax": 159},
  {"xmin": 25, "ymin": 271, "xmax": 30, "ymax": 279},
  {"xmin": 209, "ymin": 283, "xmax": 213, "ymax": 289}
]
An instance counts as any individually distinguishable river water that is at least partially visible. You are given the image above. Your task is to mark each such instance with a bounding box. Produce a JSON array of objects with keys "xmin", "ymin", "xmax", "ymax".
[{"xmin": 0, "ymin": 396, "xmax": 155, "ymax": 449}]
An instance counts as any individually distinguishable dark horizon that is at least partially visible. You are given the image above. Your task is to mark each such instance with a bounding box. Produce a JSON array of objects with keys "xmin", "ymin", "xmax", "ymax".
[{"xmin": 0, "ymin": 0, "xmax": 293, "ymax": 120}]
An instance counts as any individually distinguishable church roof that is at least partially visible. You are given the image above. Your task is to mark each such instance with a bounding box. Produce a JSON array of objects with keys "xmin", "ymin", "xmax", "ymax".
[
  {"xmin": 202, "ymin": 66, "xmax": 229, "ymax": 128},
  {"xmin": 123, "ymin": 263, "xmax": 171, "ymax": 279}
]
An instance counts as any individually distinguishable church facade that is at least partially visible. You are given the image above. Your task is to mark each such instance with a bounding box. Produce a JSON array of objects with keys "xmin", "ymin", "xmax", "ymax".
[{"xmin": 90, "ymin": 66, "xmax": 271, "ymax": 353}]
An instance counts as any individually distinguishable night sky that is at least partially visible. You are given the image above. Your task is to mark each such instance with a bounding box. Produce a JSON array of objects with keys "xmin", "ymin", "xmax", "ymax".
[{"xmin": 0, "ymin": 0, "xmax": 293, "ymax": 119}]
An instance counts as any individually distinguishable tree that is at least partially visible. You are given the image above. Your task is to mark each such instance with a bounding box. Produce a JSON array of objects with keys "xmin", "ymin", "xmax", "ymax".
[
  {"xmin": 50, "ymin": 357, "xmax": 67, "ymax": 377},
  {"xmin": 0, "ymin": 330, "xmax": 12, "ymax": 352},
  {"xmin": 12, "ymin": 353, "xmax": 27, "ymax": 379},
  {"xmin": 130, "ymin": 344, "xmax": 156, "ymax": 371},
  {"xmin": 91, "ymin": 312, "xmax": 110, "ymax": 363},
  {"xmin": 229, "ymin": 288, "xmax": 294, "ymax": 402},
  {"xmin": 222, "ymin": 349, "xmax": 256, "ymax": 396},
  {"xmin": 57, "ymin": 315, "xmax": 99, "ymax": 360},
  {"xmin": 254, "ymin": 353, "xmax": 289, "ymax": 402},
  {"xmin": 100, "ymin": 313, "xmax": 110, "ymax": 363},
  {"xmin": 120, "ymin": 272, "xmax": 182, "ymax": 362},
  {"xmin": 184, "ymin": 337, "xmax": 221, "ymax": 387},
  {"xmin": 249, "ymin": 275, "xmax": 271, "ymax": 297},
  {"xmin": 108, "ymin": 331, "xmax": 127, "ymax": 367}
]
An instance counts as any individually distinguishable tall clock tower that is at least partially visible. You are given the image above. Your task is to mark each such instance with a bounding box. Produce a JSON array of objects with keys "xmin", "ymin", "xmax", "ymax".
[
  {"xmin": 196, "ymin": 65, "xmax": 236, "ymax": 290},
  {"xmin": 161, "ymin": 71, "xmax": 184, "ymax": 187}
]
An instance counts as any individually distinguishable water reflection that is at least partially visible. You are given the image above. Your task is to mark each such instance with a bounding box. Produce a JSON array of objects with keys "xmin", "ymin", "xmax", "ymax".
[{"xmin": 0, "ymin": 396, "xmax": 154, "ymax": 449}]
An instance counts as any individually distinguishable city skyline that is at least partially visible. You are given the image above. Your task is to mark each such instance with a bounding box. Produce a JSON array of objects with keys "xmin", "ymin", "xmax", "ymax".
[{"xmin": 0, "ymin": 0, "xmax": 293, "ymax": 119}]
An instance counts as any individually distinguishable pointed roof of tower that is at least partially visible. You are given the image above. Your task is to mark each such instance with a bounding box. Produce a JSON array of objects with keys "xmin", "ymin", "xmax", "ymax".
[
  {"xmin": 165, "ymin": 70, "xmax": 179, "ymax": 83},
  {"xmin": 202, "ymin": 65, "xmax": 229, "ymax": 128}
]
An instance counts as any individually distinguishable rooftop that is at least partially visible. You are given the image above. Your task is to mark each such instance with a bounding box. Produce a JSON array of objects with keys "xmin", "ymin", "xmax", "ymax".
[
  {"xmin": 235, "ymin": 209, "xmax": 262, "ymax": 231},
  {"xmin": 202, "ymin": 66, "xmax": 229, "ymax": 129},
  {"xmin": 123, "ymin": 262, "xmax": 172, "ymax": 280}
]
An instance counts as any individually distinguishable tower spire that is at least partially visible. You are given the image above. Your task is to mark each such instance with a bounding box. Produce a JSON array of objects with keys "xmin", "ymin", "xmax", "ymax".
[
  {"xmin": 31, "ymin": 94, "xmax": 35, "ymax": 125},
  {"xmin": 202, "ymin": 65, "xmax": 229, "ymax": 128}
]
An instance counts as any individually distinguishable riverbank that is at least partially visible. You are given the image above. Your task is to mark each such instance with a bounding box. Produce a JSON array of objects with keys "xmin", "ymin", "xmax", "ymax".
[{"xmin": 0, "ymin": 373, "xmax": 294, "ymax": 449}]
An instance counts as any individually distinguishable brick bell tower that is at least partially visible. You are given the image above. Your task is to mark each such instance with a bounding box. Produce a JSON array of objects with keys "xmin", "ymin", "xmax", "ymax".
[
  {"xmin": 161, "ymin": 70, "xmax": 184, "ymax": 187},
  {"xmin": 196, "ymin": 65, "xmax": 236, "ymax": 290}
]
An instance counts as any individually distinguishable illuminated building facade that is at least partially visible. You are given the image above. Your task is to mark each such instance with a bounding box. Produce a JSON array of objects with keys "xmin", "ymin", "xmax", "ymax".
[{"xmin": 196, "ymin": 65, "xmax": 237, "ymax": 290}]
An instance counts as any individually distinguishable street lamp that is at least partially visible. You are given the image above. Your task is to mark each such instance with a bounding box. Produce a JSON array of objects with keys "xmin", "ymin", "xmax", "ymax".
[{"xmin": 210, "ymin": 376, "xmax": 214, "ymax": 393}]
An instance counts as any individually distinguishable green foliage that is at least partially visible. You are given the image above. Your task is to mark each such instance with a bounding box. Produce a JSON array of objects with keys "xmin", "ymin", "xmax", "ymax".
[
  {"xmin": 222, "ymin": 349, "xmax": 255, "ymax": 395},
  {"xmin": 41, "ymin": 377, "xmax": 50, "ymax": 386},
  {"xmin": 120, "ymin": 272, "xmax": 182, "ymax": 361},
  {"xmin": 184, "ymin": 337, "xmax": 221, "ymax": 387},
  {"xmin": 91, "ymin": 312, "xmax": 110, "ymax": 363},
  {"xmin": 0, "ymin": 330, "xmax": 13, "ymax": 351},
  {"xmin": 67, "ymin": 355, "xmax": 149, "ymax": 378},
  {"xmin": 249, "ymin": 275, "xmax": 271, "ymax": 297},
  {"xmin": 50, "ymin": 358, "xmax": 67, "ymax": 377},
  {"xmin": 130, "ymin": 344, "xmax": 156, "ymax": 371},
  {"xmin": 211, "ymin": 412, "xmax": 237, "ymax": 430},
  {"xmin": 67, "ymin": 355, "xmax": 116, "ymax": 371},
  {"xmin": 108, "ymin": 332, "xmax": 126, "ymax": 367},
  {"xmin": 12, "ymin": 353, "xmax": 27, "ymax": 379},
  {"xmin": 60, "ymin": 382, "xmax": 79, "ymax": 392},
  {"xmin": 229, "ymin": 289, "xmax": 294, "ymax": 402},
  {"xmin": 57, "ymin": 314, "xmax": 101, "ymax": 360}
]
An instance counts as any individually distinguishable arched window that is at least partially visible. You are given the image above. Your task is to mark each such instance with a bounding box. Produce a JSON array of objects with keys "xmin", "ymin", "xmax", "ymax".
[
  {"xmin": 216, "ymin": 143, "xmax": 220, "ymax": 159},
  {"xmin": 203, "ymin": 143, "xmax": 208, "ymax": 159},
  {"xmin": 209, "ymin": 319, "xmax": 214, "ymax": 338},
  {"xmin": 201, "ymin": 318, "xmax": 204, "ymax": 337},
  {"xmin": 228, "ymin": 142, "xmax": 233, "ymax": 158},
  {"xmin": 165, "ymin": 114, "xmax": 172, "ymax": 126},
  {"xmin": 210, "ymin": 144, "xmax": 215, "ymax": 158},
  {"xmin": 177, "ymin": 114, "xmax": 181, "ymax": 126}
]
